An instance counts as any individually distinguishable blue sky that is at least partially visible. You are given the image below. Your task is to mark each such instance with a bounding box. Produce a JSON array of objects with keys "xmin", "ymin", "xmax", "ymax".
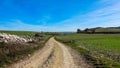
[{"xmin": 0, "ymin": 0, "xmax": 120, "ymax": 32}]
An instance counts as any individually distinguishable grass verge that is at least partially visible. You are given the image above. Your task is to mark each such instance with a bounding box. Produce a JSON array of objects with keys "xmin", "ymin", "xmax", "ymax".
[{"xmin": 55, "ymin": 34, "xmax": 120, "ymax": 68}]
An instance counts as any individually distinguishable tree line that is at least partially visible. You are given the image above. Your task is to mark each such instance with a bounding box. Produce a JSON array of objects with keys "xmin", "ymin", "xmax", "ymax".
[{"xmin": 77, "ymin": 27, "xmax": 120, "ymax": 34}]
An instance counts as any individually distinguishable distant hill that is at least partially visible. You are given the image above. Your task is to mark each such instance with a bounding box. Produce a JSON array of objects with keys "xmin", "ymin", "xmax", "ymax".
[
  {"xmin": 94, "ymin": 27, "xmax": 120, "ymax": 32},
  {"xmin": 77, "ymin": 26, "xmax": 120, "ymax": 34},
  {"xmin": 108, "ymin": 26, "xmax": 120, "ymax": 29}
]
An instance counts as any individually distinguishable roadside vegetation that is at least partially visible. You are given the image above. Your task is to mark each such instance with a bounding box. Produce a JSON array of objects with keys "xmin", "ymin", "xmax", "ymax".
[
  {"xmin": 56, "ymin": 34, "xmax": 120, "ymax": 68},
  {"xmin": 0, "ymin": 30, "xmax": 35, "ymax": 37},
  {"xmin": 0, "ymin": 30, "xmax": 52, "ymax": 67}
]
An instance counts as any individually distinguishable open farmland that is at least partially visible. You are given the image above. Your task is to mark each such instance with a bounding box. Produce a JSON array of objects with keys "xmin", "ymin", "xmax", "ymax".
[
  {"xmin": 1, "ymin": 30, "xmax": 120, "ymax": 68},
  {"xmin": 0, "ymin": 30, "xmax": 35, "ymax": 37},
  {"xmin": 0, "ymin": 30, "xmax": 52, "ymax": 39},
  {"xmin": 56, "ymin": 34, "xmax": 120, "ymax": 68}
]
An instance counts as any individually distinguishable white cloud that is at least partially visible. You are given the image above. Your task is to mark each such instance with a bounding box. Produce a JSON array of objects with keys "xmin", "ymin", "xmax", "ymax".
[
  {"xmin": 0, "ymin": 0, "xmax": 120, "ymax": 32},
  {"xmin": 0, "ymin": 20, "xmax": 47, "ymax": 31},
  {"xmin": 54, "ymin": 0, "xmax": 120, "ymax": 30},
  {"xmin": 0, "ymin": 19, "xmax": 71, "ymax": 32},
  {"xmin": 37, "ymin": 15, "xmax": 51, "ymax": 26}
]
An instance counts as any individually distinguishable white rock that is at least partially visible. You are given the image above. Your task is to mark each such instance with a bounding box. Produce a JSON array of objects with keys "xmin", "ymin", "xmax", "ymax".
[{"xmin": 0, "ymin": 33, "xmax": 33, "ymax": 44}]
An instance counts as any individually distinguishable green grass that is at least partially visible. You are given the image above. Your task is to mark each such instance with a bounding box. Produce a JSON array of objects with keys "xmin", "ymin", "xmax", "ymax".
[
  {"xmin": 56, "ymin": 34, "xmax": 120, "ymax": 68},
  {"xmin": 0, "ymin": 30, "xmax": 52, "ymax": 40},
  {"xmin": 0, "ymin": 30, "xmax": 35, "ymax": 37}
]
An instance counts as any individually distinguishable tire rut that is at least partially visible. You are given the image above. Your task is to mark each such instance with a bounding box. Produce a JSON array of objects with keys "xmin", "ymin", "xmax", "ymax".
[
  {"xmin": 8, "ymin": 37, "xmax": 92, "ymax": 68},
  {"xmin": 8, "ymin": 38, "xmax": 54, "ymax": 68}
]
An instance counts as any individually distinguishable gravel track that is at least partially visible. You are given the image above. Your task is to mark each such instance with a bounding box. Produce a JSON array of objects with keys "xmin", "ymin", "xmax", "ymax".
[{"xmin": 8, "ymin": 37, "xmax": 92, "ymax": 68}]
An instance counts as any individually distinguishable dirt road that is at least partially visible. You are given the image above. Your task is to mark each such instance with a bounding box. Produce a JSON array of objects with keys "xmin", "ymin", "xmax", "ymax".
[{"xmin": 8, "ymin": 37, "xmax": 91, "ymax": 68}]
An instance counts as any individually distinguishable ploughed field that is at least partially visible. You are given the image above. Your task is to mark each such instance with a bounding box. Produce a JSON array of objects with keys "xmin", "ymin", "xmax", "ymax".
[{"xmin": 56, "ymin": 34, "xmax": 120, "ymax": 68}]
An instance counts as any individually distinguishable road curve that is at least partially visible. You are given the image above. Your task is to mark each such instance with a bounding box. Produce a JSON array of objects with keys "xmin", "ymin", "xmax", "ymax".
[{"xmin": 8, "ymin": 37, "xmax": 91, "ymax": 68}]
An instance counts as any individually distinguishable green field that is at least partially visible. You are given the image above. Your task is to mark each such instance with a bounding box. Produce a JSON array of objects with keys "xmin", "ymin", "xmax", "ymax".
[
  {"xmin": 56, "ymin": 34, "xmax": 120, "ymax": 67},
  {"xmin": 0, "ymin": 30, "xmax": 35, "ymax": 37},
  {"xmin": 1, "ymin": 30, "xmax": 120, "ymax": 67},
  {"xmin": 0, "ymin": 30, "xmax": 52, "ymax": 39}
]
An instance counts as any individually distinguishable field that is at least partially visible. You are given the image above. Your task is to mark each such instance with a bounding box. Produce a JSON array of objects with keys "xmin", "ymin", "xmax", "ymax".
[
  {"xmin": 0, "ymin": 30, "xmax": 52, "ymax": 39},
  {"xmin": 56, "ymin": 34, "xmax": 120, "ymax": 67},
  {"xmin": 1, "ymin": 30, "xmax": 120, "ymax": 67},
  {"xmin": 0, "ymin": 30, "xmax": 35, "ymax": 37}
]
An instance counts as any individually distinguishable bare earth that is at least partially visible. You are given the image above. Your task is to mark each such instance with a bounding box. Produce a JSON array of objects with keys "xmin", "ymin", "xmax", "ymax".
[{"xmin": 8, "ymin": 37, "xmax": 92, "ymax": 68}]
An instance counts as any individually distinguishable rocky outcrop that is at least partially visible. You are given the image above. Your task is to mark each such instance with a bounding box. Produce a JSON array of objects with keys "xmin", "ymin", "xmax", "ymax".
[{"xmin": 0, "ymin": 33, "xmax": 33, "ymax": 44}]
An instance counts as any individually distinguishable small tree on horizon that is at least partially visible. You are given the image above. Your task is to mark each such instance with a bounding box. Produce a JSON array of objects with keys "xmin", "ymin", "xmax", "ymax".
[
  {"xmin": 77, "ymin": 29, "xmax": 81, "ymax": 33},
  {"xmin": 84, "ymin": 28, "xmax": 89, "ymax": 33}
]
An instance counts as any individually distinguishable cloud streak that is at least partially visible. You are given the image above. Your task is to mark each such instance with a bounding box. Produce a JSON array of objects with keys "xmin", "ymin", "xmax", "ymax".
[
  {"xmin": 54, "ymin": 0, "xmax": 120, "ymax": 31},
  {"xmin": 0, "ymin": 0, "xmax": 120, "ymax": 32},
  {"xmin": 0, "ymin": 20, "xmax": 71, "ymax": 32},
  {"xmin": 0, "ymin": 20, "xmax": 47, "ymax": 31}
]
